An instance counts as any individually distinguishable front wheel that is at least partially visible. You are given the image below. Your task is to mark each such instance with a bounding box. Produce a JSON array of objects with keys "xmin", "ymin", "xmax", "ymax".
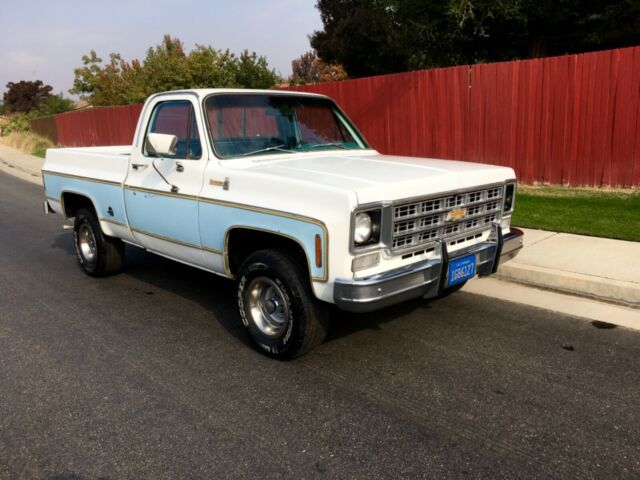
[{"xmin": 236, "ymin": 249, "xmax": 329, "ymax": 360}]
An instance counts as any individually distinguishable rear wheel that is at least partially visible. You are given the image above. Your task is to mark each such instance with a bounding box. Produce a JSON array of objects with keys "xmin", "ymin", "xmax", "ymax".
[
  {"xmin": 236, "ymin": 249, "xmax": 329, "ymax": 360},
  {"xmin": 73, "ymin": 208, "xmax": 124, "ymax": 277}
]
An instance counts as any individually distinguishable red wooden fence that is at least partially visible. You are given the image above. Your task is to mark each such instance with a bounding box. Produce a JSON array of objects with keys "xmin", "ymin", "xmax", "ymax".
[
  {"xmin": 288, "ymin": 47, "xmax": 640, "ymax": 187},
  {"xmin": 54, "ymin": 104, "xmax": 143, "ymax": 147},
  {"xmin": 33, "ymin": 47, "xmax": 640, "ymax": 186}
]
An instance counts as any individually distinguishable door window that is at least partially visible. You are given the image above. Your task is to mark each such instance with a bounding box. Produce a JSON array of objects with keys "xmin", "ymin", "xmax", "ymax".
[{"xmin": 145, "ymin": 100, "xmax": 201, "ymax": 159}]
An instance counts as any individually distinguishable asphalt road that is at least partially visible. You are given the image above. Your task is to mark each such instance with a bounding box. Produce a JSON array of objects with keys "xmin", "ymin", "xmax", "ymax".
[{"xmin": 1, "ymin": 170, "xmax": 639, "ymax": 480}]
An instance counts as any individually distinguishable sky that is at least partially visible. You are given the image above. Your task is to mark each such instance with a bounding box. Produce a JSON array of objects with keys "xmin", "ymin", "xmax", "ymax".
[{"xmin": 0, "ymin": 0, "xmax": 323, "ymax": 97}]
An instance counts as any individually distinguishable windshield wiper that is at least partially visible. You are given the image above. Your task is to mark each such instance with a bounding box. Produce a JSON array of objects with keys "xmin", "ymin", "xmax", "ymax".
[
  {"xmin": 242, "ymin": 144, "xmax": 296, "ymax": 157},
  {"xmin": 306, "ymin": 143, "xmax": 350, "ymax": 150}
]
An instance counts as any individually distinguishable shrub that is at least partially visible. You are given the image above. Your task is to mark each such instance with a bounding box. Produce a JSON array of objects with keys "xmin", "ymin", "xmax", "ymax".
[
  {"xmin": 3, "ymin": 113, "xmax": 33, "ymax": 135},
  {"xmin": 38, "ymin": 93, "xmax": 74, "ymax": 116},
  {"xmin": 0, "ymin": 131, "xmax": 54, "ymax": 155}
]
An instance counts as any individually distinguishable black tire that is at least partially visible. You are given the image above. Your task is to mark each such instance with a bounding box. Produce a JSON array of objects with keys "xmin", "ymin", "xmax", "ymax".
[
  {"xmin": 73, "ymin": 208, "xmax": 124, "ymax": 277},
  {"xmin": 438, "ymin": 280, "xmax": 467, "ymax": 298},
  {"xmin": 236, "ymin": 249, "xmax": 330, "ymax": 360}
]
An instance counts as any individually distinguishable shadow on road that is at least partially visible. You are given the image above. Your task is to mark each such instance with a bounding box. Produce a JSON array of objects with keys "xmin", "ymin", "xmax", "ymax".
[
  {"xmin": 50, "ymin": 232, "xmax": 437, "ymax": 349},
  {"xmin": 328, "ymin": 297, "xmax": 436, "ymax": 342}
]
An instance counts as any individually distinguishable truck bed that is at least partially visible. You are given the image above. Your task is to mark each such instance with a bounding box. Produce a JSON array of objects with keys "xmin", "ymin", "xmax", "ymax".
[
  {"xmin": 43, "ymin": 146, "xmax": 132, "ymax": 185},
  {"xmin": 42, "ymin": 146, "xmax": 132, "ymax": 231}
]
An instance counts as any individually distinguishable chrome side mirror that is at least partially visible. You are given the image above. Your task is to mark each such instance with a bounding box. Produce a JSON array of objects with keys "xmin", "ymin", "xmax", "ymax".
[{"xmin": 145, "ymin": 133, "xmax": 178, "ymax": 156}]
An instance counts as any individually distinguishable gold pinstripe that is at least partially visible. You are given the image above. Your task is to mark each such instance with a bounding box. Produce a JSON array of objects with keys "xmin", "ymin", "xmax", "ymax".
[
  {"xmin": 45, "ymin": 172, "xmax": 328, "ymax": 281},
  {"xmin": 130, "ymin": 226, "xmax": 223, "ymax": 255},
  {"xmin": 42, "ymin": 170, "xmax": 121, "ymax": 186}
]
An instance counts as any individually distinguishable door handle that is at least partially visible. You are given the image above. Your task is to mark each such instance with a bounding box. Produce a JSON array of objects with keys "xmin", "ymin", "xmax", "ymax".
[
  {"xmin": 131, "ymin": 163, "xmax": 148, "ymax": 170},
  {"xmin": 175, "ymin": 161, "xmax": 184, "ymax": 173}
]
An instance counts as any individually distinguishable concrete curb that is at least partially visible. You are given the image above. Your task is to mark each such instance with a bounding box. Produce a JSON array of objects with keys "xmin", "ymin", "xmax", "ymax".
[
  {"xmin": 496, "ymin": 263, "xmax": 640, "ymax": 308},
  {"xmin": 466, "ymin": 277, "xmax": 640, "ymax": 332},
  {"xmin": 498, "ymin": 228, "xmax": 640, "ymax": 308}
]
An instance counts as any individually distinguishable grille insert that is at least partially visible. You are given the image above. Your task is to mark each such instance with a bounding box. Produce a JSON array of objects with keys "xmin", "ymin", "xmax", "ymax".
[{"xmin": 392, "ymin": 185, "xmax": 504, "ymax": 252}]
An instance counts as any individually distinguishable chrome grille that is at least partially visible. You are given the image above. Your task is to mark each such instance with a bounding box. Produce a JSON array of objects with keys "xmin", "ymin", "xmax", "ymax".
[{"xmin": 392, "ymin": 185, "xmax": 504, "ymax": 252}]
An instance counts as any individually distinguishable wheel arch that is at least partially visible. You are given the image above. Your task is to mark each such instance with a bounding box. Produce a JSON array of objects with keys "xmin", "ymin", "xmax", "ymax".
[
  {"xmin": 60, "ymin": 190, "xmax": 98, "ymax": 219},
  {"xmin": 224, "ymin": 226, "xmax": 317, "ymax": 284}
]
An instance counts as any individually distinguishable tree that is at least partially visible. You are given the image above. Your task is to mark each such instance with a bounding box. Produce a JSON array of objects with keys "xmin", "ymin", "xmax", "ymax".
[
  {"xmin": 234, "ymin": 50, "xmax": 281, "ymax": 89},
  {"xmin": 310, "ymin": 1, "xmax": 406, "ymax": 78},
  {"xmin": 311, "ymin": 0, "xmax": 640, "ymax": 77},
  {"xmin": 37, "ymin": 93, "xmax": 75, "ymax": 116},
  {"xmin": 3, "ymin": 80, "xmax": 53, "ymax": 113},
  {"xmin": 186, "ymin": 45, "xmax": 238, "ymax": 88},
  {"xmin": 138, "ymin": 35, "xmax": 191, "ymax": 95},
  {"xmin": 70, "ymin": 50, "xmax": 146, "ymax": 106},
  {"xmin": 71, "ymin": 35, "xmax": 280, "ymax": 106},
  {"xmin": 290, "ymin": 50, "xmax": 348, "ymax": 85}
]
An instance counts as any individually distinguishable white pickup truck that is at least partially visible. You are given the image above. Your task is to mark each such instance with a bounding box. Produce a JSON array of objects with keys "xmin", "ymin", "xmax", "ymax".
[{"xmin": 43, "ymin": 89, "xmax": 523, "ymax": 359}]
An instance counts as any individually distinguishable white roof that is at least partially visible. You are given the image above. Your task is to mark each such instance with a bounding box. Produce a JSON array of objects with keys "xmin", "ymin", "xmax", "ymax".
[{"xmin": 153, "ymin": 88, "xmax": 329, "ymax": 99}]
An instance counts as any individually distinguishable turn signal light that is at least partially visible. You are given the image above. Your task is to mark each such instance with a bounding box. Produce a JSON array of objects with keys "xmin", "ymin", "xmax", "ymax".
[
  {"xmin": 315, "ymin": 234, "xmax": 322, "ymax": 268},
  {"xmin": 352, "ymin": 252, "xmax": 380, "ymax": 272}
]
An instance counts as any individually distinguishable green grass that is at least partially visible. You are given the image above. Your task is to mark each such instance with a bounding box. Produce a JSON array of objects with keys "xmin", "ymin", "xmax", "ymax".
[
  {"xmin": 512, "ymin": 186, "xmax": 640, "ymax": 242},
  {"xmin": 33, "ymin": 149, "xmax": 46, "ymax": 158}
]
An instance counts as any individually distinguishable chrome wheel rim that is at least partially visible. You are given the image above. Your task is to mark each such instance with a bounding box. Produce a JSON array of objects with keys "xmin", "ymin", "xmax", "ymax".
[
  {"xmin": 78, "ymin": 223, "xmax": 97, "ymax": 263},
  {"xmin": 246, "ymin": 277, "xmax": 289, "ymax": 338}
]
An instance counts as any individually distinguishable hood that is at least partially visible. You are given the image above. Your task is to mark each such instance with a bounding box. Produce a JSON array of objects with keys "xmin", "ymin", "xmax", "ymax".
[{"xmin": 245, "ymin": 151, "xmax": 515, "ymax": 204}]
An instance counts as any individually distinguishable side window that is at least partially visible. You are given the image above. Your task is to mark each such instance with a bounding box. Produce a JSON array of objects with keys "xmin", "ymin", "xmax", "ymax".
[{"xmin": 145, "ymin": 100, "xmax": 202, "ymax": 159}]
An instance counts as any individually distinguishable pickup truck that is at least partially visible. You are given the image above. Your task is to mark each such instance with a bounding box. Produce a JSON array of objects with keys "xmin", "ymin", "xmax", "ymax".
[{"xmin": 42, "ymin": 89, "xmax": 524, "ymax": 359}]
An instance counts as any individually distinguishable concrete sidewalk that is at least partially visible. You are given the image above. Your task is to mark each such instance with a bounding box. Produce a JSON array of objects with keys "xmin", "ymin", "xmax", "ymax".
[
  {"xmin": 0, "ymin": 145, "xmax": 44, "ymax": 184},
  {"xmin": 497, "ymin": 228, "xmax": 640, "ymax": 307},
  {"xmin": 0, "ymin": 144, "xmax": 638, "ymax": 307}
]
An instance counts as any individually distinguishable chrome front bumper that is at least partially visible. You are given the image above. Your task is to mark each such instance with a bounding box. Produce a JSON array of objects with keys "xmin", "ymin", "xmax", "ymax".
[{"xmin": 334, "ymin": 227, "xmax": 524, "ymax": 313}]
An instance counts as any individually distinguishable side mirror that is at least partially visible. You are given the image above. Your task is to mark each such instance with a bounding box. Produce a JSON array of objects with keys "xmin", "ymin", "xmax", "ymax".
[{"xmin": 145, "ymin": 132, "xmax": 178, "ymax": 156}]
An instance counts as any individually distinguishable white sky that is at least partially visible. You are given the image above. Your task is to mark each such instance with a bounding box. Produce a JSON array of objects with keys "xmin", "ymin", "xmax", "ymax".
[{"xmin": 1, "ymin": 0, "xmax": 323, "ymax": 97}]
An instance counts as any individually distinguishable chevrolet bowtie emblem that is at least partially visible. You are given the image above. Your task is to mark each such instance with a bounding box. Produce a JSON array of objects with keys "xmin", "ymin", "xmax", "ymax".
[{"xmin": 447, "ymin": 208, "xmax": 466, "ymax": 221}]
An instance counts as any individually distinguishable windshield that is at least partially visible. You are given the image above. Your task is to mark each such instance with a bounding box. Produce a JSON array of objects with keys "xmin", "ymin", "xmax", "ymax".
[{"xmin": 204, "ymin": 94, "xmax": 368, "ymax": 158}]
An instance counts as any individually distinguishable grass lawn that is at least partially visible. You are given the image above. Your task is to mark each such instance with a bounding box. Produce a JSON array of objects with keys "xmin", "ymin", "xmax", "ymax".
[{"xmin": 512, "ymin": 186, "xmax": 640, "ymax": 242}]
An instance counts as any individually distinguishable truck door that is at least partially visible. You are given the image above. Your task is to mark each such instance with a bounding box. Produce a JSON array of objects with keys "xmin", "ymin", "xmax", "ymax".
[{"xmin": 124, "ymin": 95, "xmax": 208, "ymax": 267}]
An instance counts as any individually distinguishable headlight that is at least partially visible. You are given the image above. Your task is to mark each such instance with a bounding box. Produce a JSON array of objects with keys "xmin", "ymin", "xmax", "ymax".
[
  {"xmin": 352, "ymin": 209, "xmax": 382, "ymax": 248},
  {"xmin": 354, "ymin": 212, "xmax": 373, "ymax": 244}
]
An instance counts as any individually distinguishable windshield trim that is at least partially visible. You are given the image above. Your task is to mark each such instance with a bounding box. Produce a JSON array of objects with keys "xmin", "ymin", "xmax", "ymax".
[{"xmin": 201, "ymin": 92, "xmax": 371, "ymax": 160}]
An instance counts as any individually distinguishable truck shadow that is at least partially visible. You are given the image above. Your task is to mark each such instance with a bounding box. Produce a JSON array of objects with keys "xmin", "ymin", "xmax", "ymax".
[
  {"xmin": 51, "ymin": 233, "xmax": 248, "ymax": 345},
  {"xmin": 327, "ymin": 298, "xmax": 434, "ymax": 342},
  {"xmin": 52, "ymin": 234, "xmax": 435, "ymax": 349},
  {"xmin": 120, "ymin": 246, "xmax": 250, "ymax": 345},
  {"xmin": 51, "ymin": 231, "xmax": 75, "ymax": 254},
  {"xmin": 121, "ymin": 245, "xmax": 433, "ymax": 346}
]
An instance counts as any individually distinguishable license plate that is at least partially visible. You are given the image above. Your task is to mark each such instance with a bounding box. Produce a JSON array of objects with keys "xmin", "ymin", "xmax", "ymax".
[{"xmin": 447, "ymin": 255, "xmax": 476, "ymax": 286}]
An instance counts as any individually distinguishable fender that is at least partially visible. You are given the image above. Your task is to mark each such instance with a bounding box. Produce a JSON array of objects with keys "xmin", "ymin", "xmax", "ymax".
[{"xmin": 223, "ymin": 225, "xmax": 324, "ymax": 283}]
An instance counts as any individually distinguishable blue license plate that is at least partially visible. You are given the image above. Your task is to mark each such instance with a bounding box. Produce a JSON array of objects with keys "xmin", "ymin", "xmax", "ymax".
[{"xmin": 447, "ymin": 255, "xmax": 476, "ymax": 286}]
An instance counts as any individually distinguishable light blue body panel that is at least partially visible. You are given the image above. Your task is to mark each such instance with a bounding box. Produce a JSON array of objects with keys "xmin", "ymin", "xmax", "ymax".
[
  {"xmin": 199, "ymin": 201, "xmax": 327, "ymax": 280},
  {"xmin": 44, "ymin": 172, "xmax": 326, "ymax": 281},
  {"xmin": 43, "ymin": 173, "xmax": 127, "ymax": 225},
  {"xmin": 124, "ymin": 189, "xmax": 200, "ymax": 247}
]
